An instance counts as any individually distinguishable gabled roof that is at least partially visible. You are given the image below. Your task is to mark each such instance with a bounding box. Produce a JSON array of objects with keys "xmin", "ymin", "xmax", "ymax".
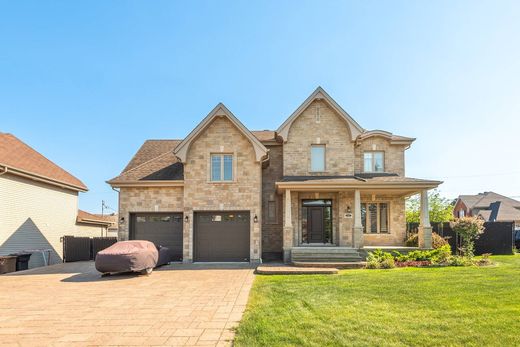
[
  {"xmin": 123, "ymin": 140, "xmax": 181, "ymax": 173},
  {"xmin": 277, "ymin": 86, "xmax": 365, "ymax": 142},
  {"xmin": 174, "ymin": 103, "xmax": 268, "ymax": 162},
  {"xmin": 77, "ymin": 209, "xmax": 112, "ymax": 226},
  {"xmin": 0, "ymin": 133, "xmax": 87, "ymax": 192},
  {"xmin": 459, "ymin": 192, "xmax": 520, "ymax": 222}
]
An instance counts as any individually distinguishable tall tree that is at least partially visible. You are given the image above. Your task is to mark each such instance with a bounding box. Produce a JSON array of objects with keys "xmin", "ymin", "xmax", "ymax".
[{"xmin": 406, "ymin": 190, "xmax": 454, "ymax": 223}]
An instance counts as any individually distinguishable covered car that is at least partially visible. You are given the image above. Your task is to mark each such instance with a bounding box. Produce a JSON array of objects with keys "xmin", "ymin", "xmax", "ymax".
[{"xmin": 95, "ymin": 240, "xmax": 159, "ymax": 275}]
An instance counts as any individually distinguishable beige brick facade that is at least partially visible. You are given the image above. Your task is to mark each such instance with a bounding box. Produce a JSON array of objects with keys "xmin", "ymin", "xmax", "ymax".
[
  {"xmin": 354, "ymin": 137, "xmax": 406, "ymax": 176},
  {"xmin": 113, "ymin": 89, "xmax": 434, "ymax": 263},
  {"xmin": 183, "ymin": 117, "xmax": 262, "ymax": 262},
  {"xmin": 284, "ymin": 100, "xmax": 355, "ymax": 176}
]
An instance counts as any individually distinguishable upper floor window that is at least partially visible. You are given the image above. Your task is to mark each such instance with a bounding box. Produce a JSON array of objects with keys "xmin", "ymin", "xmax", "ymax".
[
  {"xmin": 458, "ymin": 210, "xmax": 465, "ymax": 218},
  {"xmin": 211, "ymin": 154, "xmax": 233, "ymax": 181},
  {"xmin": 363, "ymin": 151, "xmax": 384, "ymax": 172},
  {"xmin": 310, "ymin": 145, "xmax": 325, "ymax": 172}
]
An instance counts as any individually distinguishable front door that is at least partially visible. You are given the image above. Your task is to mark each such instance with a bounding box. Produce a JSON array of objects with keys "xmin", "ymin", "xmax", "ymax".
[
  {"xmin": 302, "ymin": 199, "xmax": 333, "ymax": 244},
  {"xmin": 308, "ymin": 207, "xmax": 325, "ymax": 243}
]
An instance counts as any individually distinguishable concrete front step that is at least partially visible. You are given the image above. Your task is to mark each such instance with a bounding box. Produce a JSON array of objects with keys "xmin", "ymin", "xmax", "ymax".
[
  {"xmin": 292, "ymin": 256, "xmax": 363, "ymax": 262},
  {"xmin": 293, "ymin": 261, "xmax": 366, "ymax": 269},
  {"xmin": 292, "ymin": 247, "xmax": 360, "ymax": 254},
  {"xmin": 291, "ymin": 247, "xmax": 363, "ymax": 263}
]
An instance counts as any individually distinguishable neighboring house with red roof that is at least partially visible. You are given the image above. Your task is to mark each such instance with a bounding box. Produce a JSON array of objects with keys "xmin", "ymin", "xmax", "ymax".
[
  {"xmin": 454, "ymin": 192, "xmax": 520, "ymax": 229},
  {"xmin": 108, "ymin": 87, "xmax": 442, "ymax": 264},
  {"xmin": 0, "ymin": 133, "xmax": 112, "ymax": 268}
]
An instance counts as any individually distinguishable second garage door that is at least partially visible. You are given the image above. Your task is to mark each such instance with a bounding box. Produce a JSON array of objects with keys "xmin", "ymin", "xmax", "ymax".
[
  {"xmin": 130, "ymin": 213, "xmax": 183, "ymax": 261},
  {"xmin": 194, "ymin": 211, "xmax": 250, "ymax": 262}
]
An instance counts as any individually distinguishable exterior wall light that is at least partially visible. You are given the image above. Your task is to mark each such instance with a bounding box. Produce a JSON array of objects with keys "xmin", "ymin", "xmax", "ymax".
[
  {"xmin": 346, "ymin": 206, "xmax": 351, "ymax": 214},
  {"xmin": 253, "ymin": 215, "xmax": 258, "ymax": 223},
  {"xmin": 119, "ymin": 216, "xmax": 125, "ymax": 225},
  {"xmin": 185, "ymin": 215, "xmax": 189, "ymax": 223}
]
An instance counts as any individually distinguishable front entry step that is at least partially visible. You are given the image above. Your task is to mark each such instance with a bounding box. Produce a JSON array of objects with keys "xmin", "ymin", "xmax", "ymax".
[
  {"xmin": 293, "ymin": 261, "xmax": 366, "ymax": 269},
  {"xmin": 291, "ymin": 247, "xmax": 363, "ymax": 263}
]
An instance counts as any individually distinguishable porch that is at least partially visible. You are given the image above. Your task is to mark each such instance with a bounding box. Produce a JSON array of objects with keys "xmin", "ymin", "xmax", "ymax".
[{"xmin": 275, "ymin": 176, "xmax": 440, "ymax": 263}]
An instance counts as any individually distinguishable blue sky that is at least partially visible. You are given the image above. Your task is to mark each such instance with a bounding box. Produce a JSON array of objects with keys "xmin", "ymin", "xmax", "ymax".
[{"xmin": 1, "ymin": 1, "xmax": 519, "ymax": 213}]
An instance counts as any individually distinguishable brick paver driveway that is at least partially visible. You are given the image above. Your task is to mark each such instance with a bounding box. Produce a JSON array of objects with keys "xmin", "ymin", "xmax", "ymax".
[{"xmin": 0, "ymin": 262, "xmax": 254, "ymax": 346}]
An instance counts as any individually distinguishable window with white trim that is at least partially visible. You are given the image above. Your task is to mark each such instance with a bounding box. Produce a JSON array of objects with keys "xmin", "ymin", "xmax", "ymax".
[
  {"xmin": 363, "ymin": 151, "xmax": 385, "ymax": 172},
  {"xmin": 361, "ymin": 202, "xmax": 389, "ymax": 233},
  {"xmin": 310, "ymin": 145, "xmax": 325, "ymax": 172},
  {"xmin": 210, "ymin": 154, "xmax": 233, "ymax": 181}
]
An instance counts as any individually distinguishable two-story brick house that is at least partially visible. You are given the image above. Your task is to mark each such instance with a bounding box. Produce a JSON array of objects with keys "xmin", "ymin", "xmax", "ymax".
[{"xmin": 108, "ymin": 87, "xmax": 441, "ymax": 264}]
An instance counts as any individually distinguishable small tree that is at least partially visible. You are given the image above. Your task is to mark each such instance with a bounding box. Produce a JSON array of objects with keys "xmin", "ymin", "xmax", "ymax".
[
  {"xmin": 451, "ymin": 217, "xmax": 485, "ymax": 257},
  {"xmin": 406, "ymin": 190, "xmax": 454, "ymax": 224}
]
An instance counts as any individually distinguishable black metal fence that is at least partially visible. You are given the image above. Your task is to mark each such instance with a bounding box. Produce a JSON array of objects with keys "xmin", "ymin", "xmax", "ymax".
[
  {"xmin": 62, "ymin": 236, "xmax": 117, "ymax": 262},
  {"xmin": 406, "ymin": 221, "xmax": 515, "ymax": 255}
]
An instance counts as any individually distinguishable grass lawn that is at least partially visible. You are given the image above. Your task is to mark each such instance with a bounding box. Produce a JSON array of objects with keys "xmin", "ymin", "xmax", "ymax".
[{"xmin": 235, "ymin": 255, "xmax": 520, "ymax": 347}]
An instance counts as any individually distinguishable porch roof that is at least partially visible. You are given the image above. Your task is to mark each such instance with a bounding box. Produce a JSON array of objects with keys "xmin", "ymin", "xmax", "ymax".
[{"xmin": 276, "ymin": 175, "xmax": 442, "ymax": 196}]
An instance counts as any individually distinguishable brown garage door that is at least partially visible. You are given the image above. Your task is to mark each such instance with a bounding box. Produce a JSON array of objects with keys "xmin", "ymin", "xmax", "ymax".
[
  {"xmin": 130, "ymin": 213, "xmax": 183, "ymax": 261},
  {"xmin": 194, "ymin": 211, "xmax": 250, "ymax": 262}
]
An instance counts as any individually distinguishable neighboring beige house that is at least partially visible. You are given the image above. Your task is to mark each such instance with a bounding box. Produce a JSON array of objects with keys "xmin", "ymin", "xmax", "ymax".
[
  {"xmin": 454, "ymin": 192, "xmax": 520, "ymax": 229},
  {"xmin": 0, "ymin": 133, "xmax": 111, "ymax": 268},
  {"xmin": 108, "ymin": 87, "xmax": 441, "ymax": 264}
]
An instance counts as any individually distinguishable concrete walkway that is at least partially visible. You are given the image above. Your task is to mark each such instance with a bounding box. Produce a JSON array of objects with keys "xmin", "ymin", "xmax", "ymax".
[{"xmin": 0, "ymin": 262, "xmax": 254, "ymax": 346}]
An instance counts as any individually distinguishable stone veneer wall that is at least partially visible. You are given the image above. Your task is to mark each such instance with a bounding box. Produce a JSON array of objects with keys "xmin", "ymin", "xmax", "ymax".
[
  {"xmin": 261, "ymin": 145, "xmax": 283, "ymax": 260},
  {"xmin": 284, "ymin": 100, "xmax": 355, "ymax": 176},
  {"xmin": 361, "ymin": 194, "xmax": 406, "ymax": 246},
  {"xmin": 354, "ymin": 137, "xmax": 406, "ymax": 176},
  {"xmin": 183, "ymin": 116, "xmax": 262, "ymax": 262},
  {"xmin": 118, "ymin": 186, "xmax": 184, "ymax": 240},
  {"xmin": 281, "ymin": 191, "xmax": 407, "ymax": 249}
]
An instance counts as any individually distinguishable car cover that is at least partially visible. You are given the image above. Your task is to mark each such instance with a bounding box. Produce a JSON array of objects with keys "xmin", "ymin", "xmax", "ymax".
[{"xmin": 95, "ymin": 240, "xmax": 159, "ymax": 274}]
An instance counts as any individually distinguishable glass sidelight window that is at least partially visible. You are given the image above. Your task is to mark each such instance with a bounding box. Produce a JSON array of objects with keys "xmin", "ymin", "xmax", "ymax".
[{"xmin": 361, "ymin": 202, "xmax": 389, "ymax": 233}]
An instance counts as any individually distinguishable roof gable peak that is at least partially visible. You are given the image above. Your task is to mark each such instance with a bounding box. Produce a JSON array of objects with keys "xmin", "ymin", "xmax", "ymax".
[
  {"xmin": 174, "ymin": 103, "xmax": 268, "ymax": 162},
  {"xmin": 277, "ymin": 86, "xmax": 365, "ymax": 142}
]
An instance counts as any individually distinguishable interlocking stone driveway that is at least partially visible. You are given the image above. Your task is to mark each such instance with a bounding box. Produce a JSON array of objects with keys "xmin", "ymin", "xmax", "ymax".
[{"xmin": 0, "ymin": 262, "xmax": 254, "ymax": 346}]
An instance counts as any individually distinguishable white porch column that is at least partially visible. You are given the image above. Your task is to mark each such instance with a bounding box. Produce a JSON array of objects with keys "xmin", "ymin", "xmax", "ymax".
[
  {"xmin": 283, "ymin": 189, "xmax": 294, "ymax": 262},
  {"xmin": 353, "ymin": 189, "xmax": 364, "ymax": 248},
  {"xmin": 418, "ymin": 189, "xmax": 432, "ymax": 248}
]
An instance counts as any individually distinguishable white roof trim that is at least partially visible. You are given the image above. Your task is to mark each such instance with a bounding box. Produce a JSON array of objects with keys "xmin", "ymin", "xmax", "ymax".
[
  {"xmin": 276, "ymin": 86, "xmax": 365, "ymax": 142},
  {"xmin": 356, "ymin": 130, "xmax": 416, "ymax": 145},
  {"xmin": 174, "ymin": 103, "xmax": 268, "ymax": 162}
]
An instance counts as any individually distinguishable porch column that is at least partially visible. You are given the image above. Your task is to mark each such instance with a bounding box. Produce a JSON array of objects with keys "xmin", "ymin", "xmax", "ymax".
[
  {"xmin": 353, "ymin": 189, "xmax": 364, "ymax": 248},
  {"xmin": 418, "ymin": 189, "xmax": 432, "ymax": 248},
  {"xmin": 283, "ymin": 189, "xmax": 294, "ymax": 262}
]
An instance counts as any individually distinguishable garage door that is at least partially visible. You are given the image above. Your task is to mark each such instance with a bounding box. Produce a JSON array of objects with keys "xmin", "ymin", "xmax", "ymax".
[
  {"xmin": 130, "ymin": 213, "xmax": 183, "ymax": 261},
  {"xmin": 194, "ymin": 211, "xmax": 250, "ymax": 262}
]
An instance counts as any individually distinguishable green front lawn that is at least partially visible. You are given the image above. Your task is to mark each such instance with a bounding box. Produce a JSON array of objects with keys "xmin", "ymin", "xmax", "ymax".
[{"xmin": 235, "ymin": 256, "xmax": 520, "ymax": 347}]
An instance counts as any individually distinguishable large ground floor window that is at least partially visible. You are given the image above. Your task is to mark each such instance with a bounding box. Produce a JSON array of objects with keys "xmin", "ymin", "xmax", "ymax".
[
  {"xmin": 361, "ymin": 202, "xmax": 389, "ymax": 234},
  {"xmin": 301, "ymin": 199, "xmax": 333, "ymax": 243}
]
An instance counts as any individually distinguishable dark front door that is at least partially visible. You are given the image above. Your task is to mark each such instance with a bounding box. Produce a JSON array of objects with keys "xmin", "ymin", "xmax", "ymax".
[
  {"xmin": 308, "ymin": 207, "xmax": 326, "ymax": 243},
  {"xmin": 194, "ymin": 211, "xmax": 250, "ymax": 262}
]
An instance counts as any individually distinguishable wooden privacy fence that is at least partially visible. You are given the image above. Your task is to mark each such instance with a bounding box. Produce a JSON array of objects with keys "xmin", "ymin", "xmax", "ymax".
[
  {"xmin": 406, "ymin": 221, "xmax": 515, "ymax": 255},
  {"xmin": 61, "ymin": 236, "xmax": 117, "ymax": 262}
]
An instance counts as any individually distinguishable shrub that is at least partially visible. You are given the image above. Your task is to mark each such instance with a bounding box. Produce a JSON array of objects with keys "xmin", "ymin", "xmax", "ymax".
[
  {"xmin": 430, "ymin": 245, "xmax": 452, "ymax": 264},
  {"xmin": 451, "ymin": 217, "xmax": 485, "ymax": 257},
  {"xmin": 380, "ymin": 258, "xmax": 395, "ymax": 269},
  {"xmin": 449, "ymin": 256, "xmax": 473, "ymax": 267},
  {"xmin": 405, "ymin": 232, "xmax": 449, "ymax": 248},
  {"xmin": 365, "ymin": 260, "xmax": 380, "ymax": 269},
  {"xmin": 474, "ymin": 253, "xmax": 493, "ymax": 266}
]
